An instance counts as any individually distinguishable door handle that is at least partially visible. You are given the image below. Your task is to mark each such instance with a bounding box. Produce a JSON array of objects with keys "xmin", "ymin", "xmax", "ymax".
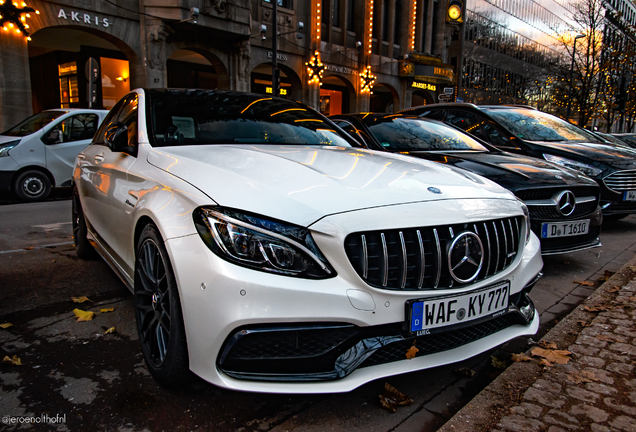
[{"xmin": 94, "ymin": 154, "xmax": 105, "ymax": 162}]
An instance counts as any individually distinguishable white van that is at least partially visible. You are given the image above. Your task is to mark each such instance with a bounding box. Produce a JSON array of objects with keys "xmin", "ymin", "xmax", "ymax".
[{"xmin": 0, "ymin": 109, "xmax": 108, "ymax": 201}]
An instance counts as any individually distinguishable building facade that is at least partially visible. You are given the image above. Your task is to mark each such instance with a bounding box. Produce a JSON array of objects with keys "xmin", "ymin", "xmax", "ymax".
[{"xmin": 0, "ymin": 0, "xmax": 458, "ymax": 131}]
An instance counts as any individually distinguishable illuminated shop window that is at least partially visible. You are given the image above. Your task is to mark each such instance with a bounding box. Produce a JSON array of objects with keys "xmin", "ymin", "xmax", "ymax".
[{"xmin": 101, "ymin": 57, "xmax": 130, "ymax": 109}]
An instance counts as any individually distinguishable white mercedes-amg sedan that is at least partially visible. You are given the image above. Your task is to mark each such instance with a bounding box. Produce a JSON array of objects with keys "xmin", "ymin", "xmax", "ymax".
[{"xmin": 72, "ymin": 89, "xmax": 543, "ymax": 393}]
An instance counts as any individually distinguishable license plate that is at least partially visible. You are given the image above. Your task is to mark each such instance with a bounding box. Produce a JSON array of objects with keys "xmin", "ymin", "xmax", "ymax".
[
  {"xmin": 408, "ymin": 281, "xmax": 509, "ymax": 334},
  {"xmin": 540, "ymin": 220, "xmax": 589, "ymax": 238},
  {"xmin": 623, "ymin": 191, "xmax": 636, "ymax": 201}
]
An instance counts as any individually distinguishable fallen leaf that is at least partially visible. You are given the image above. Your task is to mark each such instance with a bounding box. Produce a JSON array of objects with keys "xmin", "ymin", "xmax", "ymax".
[
  {"xmin": 574, "ymin": 280, "xmax": 595, "ymax": 286},
  {"xmin": 538, "ymin": 341, "xmax": 558, "ymax": 350},
  {"xmin": 0, "ymin": 323, "xmax": 13, "ymax": 329},
  {"xmin": 600, "ymin": 270, "xmax": 615, "ymax": 281},
  {"xmin": 491, "ymin": 355, "xmax": 509, "ymax": 370},
  {"xmin": 539, "ymin": 358, "xmax": 553, "ymax": 367},
  {"xmin": 71, "ymin": 296, "xmax": 92, "ymax": 303},
  {"xmin": 405, "ymin": 345, "xmax": 419, "ymax": 360},
  {"xmin": 608, "ymin": 286, "xmax": 621, "ymax": 293},
  {"xmin": 379, "ymin": 382, "xmax": 413, "ymax": 413},
  {"xmin": 583, "ymin": 304, "xmax": 613, "ymax": 312},
  {"xmin": 2, "ymin": 355, "xmax": 22, "ymax": 366},
  {"xmin": 596, "ymin": 334, "xmax": 623, "ymax": 343},
  {"xmin": 105, "ymin": 327, "xmax": 115, "ymax": 334},
  {"xmin": 629, "ymin": 266, "xmax": 636, "ymax": 272},
  {"xmin": 511, "ymin": 353, "xmax": 532, "ymax": 362},
  {"xmin": 577, "ymin": 320, "xmax": 591, "ymax": 327},
  {"xmin": 530, "ymin": 347, "xmax": 572, "ymax": 365},
  {"xmin": 566, "ymin": 370, "xmax": 598, "ymax": 384},
  {"xmin": 73, "ymin": 309, "xmax": 94, "ymax": 322},
  {"xmin": 100, "ymin": 308, "xmax": 114, "ymax": 313},
  {"xmin": 455, "ymin": 367, "xmax": 475, "ymax": 377}
]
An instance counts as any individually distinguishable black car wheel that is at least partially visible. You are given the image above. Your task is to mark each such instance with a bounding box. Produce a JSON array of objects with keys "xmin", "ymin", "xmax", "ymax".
[
  {"xmin": 14, "ymin": 170, "xmax": 51, "ymax": 202},
  {"xmin": 72, "ymin": 189, "xmax": 97, "ymax": 259},
  {"xmin": 134, "ymin": 224, "xmax": 190, "ymax": 386}
]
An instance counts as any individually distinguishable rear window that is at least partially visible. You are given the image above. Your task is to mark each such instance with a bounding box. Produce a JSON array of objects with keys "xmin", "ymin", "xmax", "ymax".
[
  {"xmin": 148, "ymin": 90, "xmax": 353, "ymax": 148},
  {"xmin": 2, "ymin": 111, "xmax": 65, "ymax": 137}
]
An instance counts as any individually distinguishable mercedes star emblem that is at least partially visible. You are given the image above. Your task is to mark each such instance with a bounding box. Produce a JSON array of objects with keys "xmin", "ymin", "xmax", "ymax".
[
  {"xmin": 447, "ymin": 232, "xmax": 484, "ymax": 283},
  {"xmin": 556, "ymin": 190, "xmax": 576, "ymax": 217}
]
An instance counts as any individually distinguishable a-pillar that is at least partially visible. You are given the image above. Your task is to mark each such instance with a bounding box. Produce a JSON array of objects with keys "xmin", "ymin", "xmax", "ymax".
[{"xmin": 0, "ymin": 36, "xmax": 32, "ymax": 131}]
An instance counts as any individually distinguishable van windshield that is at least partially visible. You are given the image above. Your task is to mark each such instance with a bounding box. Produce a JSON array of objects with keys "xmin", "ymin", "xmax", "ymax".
[{"xmin": 2, "ymin": 111, "xmax": 65, "ymax": 137}]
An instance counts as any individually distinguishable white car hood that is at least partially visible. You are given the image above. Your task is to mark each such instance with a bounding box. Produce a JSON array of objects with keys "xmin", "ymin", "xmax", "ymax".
[
  {"xmin": 0, "ymin": 135, "xmax": 23, "ymax": 144},
  {"xmin": 147, "ymin": 145, "xmax": 514, "ymax": 226}
]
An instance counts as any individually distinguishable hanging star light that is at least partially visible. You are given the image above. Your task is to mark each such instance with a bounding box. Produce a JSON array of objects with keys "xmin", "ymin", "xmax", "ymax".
[
  {"xmin": 360, "ymin": 64, "xmax": 376, "ymax": 93},
  {"xmin": 305, "ymin": 50, "xmax": 325, "ymax": 85},
  {"xmin": 0, "ymin": 1, "xmax": 39, "ymax": 41}
]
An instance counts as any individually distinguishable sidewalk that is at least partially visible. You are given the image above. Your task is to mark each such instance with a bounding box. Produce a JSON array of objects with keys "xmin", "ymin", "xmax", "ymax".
[{"xmin": 438, "ymin": 255, "xmax": 636, "ymax": 432}]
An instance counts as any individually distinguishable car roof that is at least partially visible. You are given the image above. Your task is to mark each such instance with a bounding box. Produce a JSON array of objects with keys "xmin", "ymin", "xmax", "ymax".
[{"xmin": 43, "ymin": 108, "xmax": 109, "ymax": 113}]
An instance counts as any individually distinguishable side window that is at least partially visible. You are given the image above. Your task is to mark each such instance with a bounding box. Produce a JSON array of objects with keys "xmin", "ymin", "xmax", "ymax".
[
  {"xmin": 444, "ymin": 110, "xmax": 487, "ymax": 141},
  {"xmin": 482, "ymin": 121, "xmax": 515, "ymax": 148},
  {"xmin": 44, "ymin": 114, "xmax": 99, "ymax": 144},
  {"xmin": 333, "ymin": 120, "xmax": 367, "ymax": 147},
  {"xmin": 94, "ymin": 98, "xmax": 127, "ymax": 145},
  {"xmin": 421, "ymin": 110, "xmax": 446, "ymax": 121},
  {"xmin": 117, "ymin": 94, "xmax": 139, "ymax": 147}
]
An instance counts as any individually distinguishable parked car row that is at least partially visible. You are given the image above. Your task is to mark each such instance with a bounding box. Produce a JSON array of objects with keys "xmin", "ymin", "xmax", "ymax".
[{"xmin": 4, "ymin": 91, "xmax": 636, "ymax": 394}]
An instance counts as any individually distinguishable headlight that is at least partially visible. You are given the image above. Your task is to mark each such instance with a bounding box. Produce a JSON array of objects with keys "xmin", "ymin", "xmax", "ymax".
[
  {"xmin": 0, "ymin": 140, "xmax": 20, "ymax": 157},
  {"xmin": 543, "ymin": 154, "xmax": 602, "ymax": 177},
  {"xmin": 193, "ymin": 207, "xmax": 335, "ymax": 279},
  {"xmin": 518, "ymin": 199, "xmax": 532, "ymax": 244}
]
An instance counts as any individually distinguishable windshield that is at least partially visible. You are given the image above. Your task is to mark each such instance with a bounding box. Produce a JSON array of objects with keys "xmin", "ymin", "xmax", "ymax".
[
  {"xmin": 366, "ymin": 118, "xmax": 489, "ymax": 151},
  {"xmin": 2, "ymin": 111, "xmax": 65, "ymax": 137},
  {"xmin": 484, "ymin": 108, "xmax": 600, "ymax": 143},
  {"xmin": 148, "ymin": 90, "xmax": 353, "ymax": 147}
]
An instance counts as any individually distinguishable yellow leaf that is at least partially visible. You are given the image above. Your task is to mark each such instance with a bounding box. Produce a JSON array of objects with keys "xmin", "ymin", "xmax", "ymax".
[
  {"xmin": 73, "ymin": 308, "xmax": 94, "ymax": 322},
  {"xmin": 511, "ymin": 353, "xmax": 532, "ymax": 362},
  {"xmin": 530, "ymin": 347, "xmax": 572, "ymax": 365},
  {"xmin": 71, "ymin": 296, "xmax": 92, "ymax": 303},
  {"xmin": 105, "ymin": 327, "xmax": 115, "ymax": 334},
  {"xmin": 2, "ymin": 355, "xmax": 22, "ymax": 366},
  {"xmin": 405, "ymin": 345, "xmax": 419, "ymax": 360},
  {"xmin": 0, "ymin": 323, "xmax": 13, "ymax": 329},
  {"xmin": 100, "ymin": 308, "xmax": 114, "ymax": 313},
  {"xmin": 574, "ymin": 280, "xmax": 595, "ymax": 286}
]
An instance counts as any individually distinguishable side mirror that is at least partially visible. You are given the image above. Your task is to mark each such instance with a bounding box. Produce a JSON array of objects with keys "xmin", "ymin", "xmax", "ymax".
[
  {"xmin": 42, "ymin": 129, "xmax": 61, "ymax": 145},
  {"xmin": 105, "ymin": 122, "xmax": 136, "ymax": 156}
]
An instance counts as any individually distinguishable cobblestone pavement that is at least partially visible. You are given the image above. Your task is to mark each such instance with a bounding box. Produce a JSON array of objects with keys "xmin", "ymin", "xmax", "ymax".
[{"xmin": 439, "ymin": 255, "xmax": 636, "ymax": 432}]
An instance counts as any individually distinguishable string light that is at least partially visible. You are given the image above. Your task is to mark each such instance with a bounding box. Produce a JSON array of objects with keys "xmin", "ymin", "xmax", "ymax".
[
  {"xmin": 0, "ymin": 0, "xmax": 38, "ymax": 40},
  {"xmin": 367, "ymin": 1, "xmax": 374, "ymax": 55},
  {"xmin": 410, "ymin": 0, "xmax": 418, "ymax": 51}
]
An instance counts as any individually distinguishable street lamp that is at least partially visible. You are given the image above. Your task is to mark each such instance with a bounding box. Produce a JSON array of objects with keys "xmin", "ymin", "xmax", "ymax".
[{"xmin": 566, "ymin": 34, "xmax": 585, "ymax": 120}]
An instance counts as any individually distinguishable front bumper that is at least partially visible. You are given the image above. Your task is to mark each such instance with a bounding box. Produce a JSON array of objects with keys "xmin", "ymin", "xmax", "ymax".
[
  {"xmin": 531, "ymin": 205, "xmax": 603, "ymax": 255},
  {"xmin": 164, "ymin": 199, "xmax": 543, "ymax": 393}
]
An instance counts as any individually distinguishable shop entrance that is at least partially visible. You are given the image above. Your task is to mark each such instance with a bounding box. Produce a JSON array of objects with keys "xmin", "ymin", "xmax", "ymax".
[
  {"xmin": 319, "ymin": 75, "xmax": 355, "ymax": 115},
  {"xmin": 370, "ymin": 84, "xmax": 398, "ymax": 113},
  {"xmin": 167, "ymin": 50, "xmax": 229, "ymax": 90},
  {"xmin": 250, "ymin": 64, "xmax": 301, "ymax": 100},
  {"xmin": 28, "ymin": 27, "xmax": 131, "ymax": 111},
  {"xmin": 411, "ymin": 90, "xmax": 435, "ymax": 107}
]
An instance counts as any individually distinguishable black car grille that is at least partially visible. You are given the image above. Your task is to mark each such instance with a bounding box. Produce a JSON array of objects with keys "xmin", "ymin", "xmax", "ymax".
[
  {"xmin": 344, "ymin": 217, "xmax": 523, "ymax": 291},
  {"xmin": 359, "ymin": 314, "xmax": 518, "ymax": 368},
  {"xmin": 604, "ymin": 170, "xmax": 636, "ymax": 192},
  {"xmin": 528, "ymin": 201, "xmax": 597, "ymax": 220},
  {"xmin": 515, "ymin": 186, "xmax": 598, "ymax": 201}
]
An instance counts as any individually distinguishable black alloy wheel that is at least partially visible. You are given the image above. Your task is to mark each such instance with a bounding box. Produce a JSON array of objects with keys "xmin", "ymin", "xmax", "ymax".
[
  {"xmin": 14, "ymin": 170, "xmax": 51, "ymax": 202},
  {"xmin": 134, "ymin": 224, "xmax": 190, "ymax": 386},
  {"xmin": 72, "ymin": 189, "xmax": 97, "ymax": 259}
]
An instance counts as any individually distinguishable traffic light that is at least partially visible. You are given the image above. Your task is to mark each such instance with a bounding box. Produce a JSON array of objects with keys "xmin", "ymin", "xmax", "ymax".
[{"xmin": 447, "ymin": 0, "xmax": 463, "ymax": 23}]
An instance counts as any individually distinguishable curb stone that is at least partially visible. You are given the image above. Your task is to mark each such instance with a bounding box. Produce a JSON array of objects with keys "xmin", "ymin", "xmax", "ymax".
[{"xmin": 437, "ymin": 254, "xmax": 636, "ymax": 432}]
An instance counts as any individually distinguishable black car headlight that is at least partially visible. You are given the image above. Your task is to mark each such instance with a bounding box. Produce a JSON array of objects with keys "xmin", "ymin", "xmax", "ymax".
[{"xmin": 193, "ymin": 207, "xmax": 335, "ymax": 279}]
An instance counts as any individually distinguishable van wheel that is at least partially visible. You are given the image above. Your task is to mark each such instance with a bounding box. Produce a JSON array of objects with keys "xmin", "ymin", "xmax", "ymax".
[{"xmin": 14, "ymin": 170, "xmax": 51, "ymax": 202}]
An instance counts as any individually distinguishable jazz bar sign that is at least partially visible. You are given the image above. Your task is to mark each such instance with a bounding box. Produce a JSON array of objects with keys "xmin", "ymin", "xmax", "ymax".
[{"xmin": 57, "ymin": 9, "xmax": 111, "ymax": 27}]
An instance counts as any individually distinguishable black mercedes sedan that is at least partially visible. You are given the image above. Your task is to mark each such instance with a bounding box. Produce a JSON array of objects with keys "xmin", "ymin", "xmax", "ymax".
[
  {"xmin": 399, "ymin": 104, "xmax": 636, "ymax": 219},
  {"xmin": 331, "ymin": 113, "xmax": 602, "ymax": 255}
]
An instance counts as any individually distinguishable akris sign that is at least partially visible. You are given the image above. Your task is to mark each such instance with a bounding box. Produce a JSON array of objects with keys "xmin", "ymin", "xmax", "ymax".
[{"xmin": 57, "ymin": 9, "xmax": 111, "ymax": 28}]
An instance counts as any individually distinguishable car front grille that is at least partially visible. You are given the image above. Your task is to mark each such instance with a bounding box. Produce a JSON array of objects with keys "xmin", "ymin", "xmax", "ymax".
[
  {"xmin": 604, "ymin": 170, "xmax": 636, "ymax": 192},
  {"xmin": 515, "ymin": 186, "xmax": 598, "ymax": 201},
  {"xmin": 516, "ymin": 187, "xmax": 599, "ymax": 220},
  {"xmin": 528, "ymin": 201, "xmax": 597, "ymax": 220},
  {"xmin": 343, "ymin": 217, "xmax": 523, "ymax": 291}
]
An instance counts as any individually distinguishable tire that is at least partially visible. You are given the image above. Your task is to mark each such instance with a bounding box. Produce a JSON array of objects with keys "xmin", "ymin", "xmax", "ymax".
[
  {"xmin": 14, "ymin": 170, "xmax": 51, "ymax": 202},
  {"xmin": 134, "ymin": 224, "xmax": 191, "ymax": 387},
  {"xmin": 72, "ymin": 189, "xmax": 97, "ymax": 259}
]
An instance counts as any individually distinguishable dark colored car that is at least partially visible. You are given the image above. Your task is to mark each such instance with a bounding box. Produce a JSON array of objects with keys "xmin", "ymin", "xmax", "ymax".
[
  {"xmin": 331, "ymin": 113, "xmax": 602, "ymax": 255},
  {"xmin": 400, "ymin": 104, "xmax": 636, "ymax": 218}
]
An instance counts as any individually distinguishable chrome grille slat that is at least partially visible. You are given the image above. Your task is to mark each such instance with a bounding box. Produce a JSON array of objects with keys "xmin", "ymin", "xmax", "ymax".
[
  {"xmin": 604, "ymin": 170, "xmax": 636, "ymax": 192},
  {"xmin": 380, "ymin": 233, "xmax": 388, "ymax": 287},
  {"xmin": 433, "ymin": 229, "xmax": 441, "ymax": 288},
  {"xmin": 416, "ymin": 230, "xmax": 425, "ymax": 289},
  {"xmin": 344, "ymin": 217, "xmax": 523, "ymax": 291},
  {"xmin": 399, "ymin": 231, "xmax": 407, "ymax": 289}
]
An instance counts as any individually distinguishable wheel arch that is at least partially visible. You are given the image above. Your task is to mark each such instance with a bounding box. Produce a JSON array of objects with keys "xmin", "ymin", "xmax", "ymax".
[{"xmin": 11, "ymin": 165, "xmax": 56, "ymax": 192}]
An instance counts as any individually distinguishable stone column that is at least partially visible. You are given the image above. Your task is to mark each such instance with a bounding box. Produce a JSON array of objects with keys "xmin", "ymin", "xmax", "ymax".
[
  {"xmin": 137, "ymin": 3, "xmax": 169, "ymax": 89},
  {"xmin": 0, "ymin": 36, "xmax": 32, "ymax": 131},
  {"xmin": 231, "ymin": 40, "xmax": 251, "ymax": 92}
]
